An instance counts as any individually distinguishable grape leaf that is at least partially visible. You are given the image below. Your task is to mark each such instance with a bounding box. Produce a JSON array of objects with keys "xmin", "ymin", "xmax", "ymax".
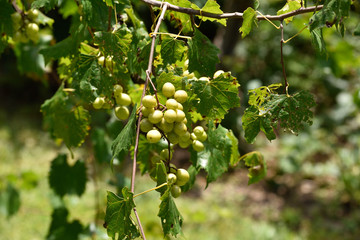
[
  {"xmin": 227, "ymin": 130, "xmax": 240, "ymax": 166},
  {"xmin": 0, "ymin": 183, "xmax": 20, "ymax": 218},
  {"xmin": 40, "ymin": 37, "xmax": 77, "ymax": 64},
  {"xmin": 48, "ymin": 154, "xmax": 87, "ymax": 197},
  {"xmin": 32, "ymin": 0, "xmax": 59, "ymax": 12},
  {"xmin": 242, "ymin": 106, "xmax": 276, "ymax": 144},
  {"xmin": 277, "ymin": 0, "xmax": 301, "ymax": 24},
  {"xmin": 160, "ymin": 35, "xmax": 186, "ymax": 66},
  {"xmin": 180, "ymin": 164, "xmax": 200, "ymax": 192},
  {"xmin": 233, "ymin": 152, "xmax": 266, "ymax": 185},
  {"xmin": 311, "ymin": 28, "xmax": 327, "ymax": 54},
  {"xmin": 80, "ymin": 0, "xmax": 109, "ymax": 30},
  {"xmin": 156, "ymin": 72, "xmax": 186, "ymax": 94},
  {"xmin": 189, "ymin": 71, "xmax": 240, "ymax": 120},
  {"xmin": 196, "ymin": 122, "xmax": 235, "ymax": 185},
  {"xmin": 0, "ymin": 0, "xmax": 14, "ymax": 35},
  {"xmin": 156, "ymin": 162, "xmax": 168, "ymax": 194},
  {"xmin": 91, "ymin": 128, "xmax": 112, "ymax": 164},
  {"xmin": 188, "ymin": 29, "xmax": 220, "ymax": 76},
  {"xmin": 165, "ymin": 0, "xmax": 198, "ymax": 33},
  {"xmin": 248, "ymin": 83, "xmax": 282, "ymax": 109},
  {"xmin": 105, "ymin": 189, "xmax": 140, "ymax": 239},
  {"xmin": 13, "ymin": 42, "xmax": 47, "ymax": 76},
  {"xmin": 201, "ymin": 0, "xmax": 227, "ymax": 26},
  {"xmin": 158, "ymin": 188, "xmax": 183, "ymax": 237},
  {"xmin": 41, "ymin": 86, "xmax": 91, "ymax": 148},
  {"xmin": 354, "ymin": 23, "xmax": 360, "ymax": 36},
  {"xmin": 47, "ymin": 207, "xmax": 83, "ymax": 240},
  {"xmin": 111, "ymin": 105, "xmax": 137, "ymax": 161},
  {"xmin": 239, "ymin": 7, "xmax": 257, "ymax": 38}
]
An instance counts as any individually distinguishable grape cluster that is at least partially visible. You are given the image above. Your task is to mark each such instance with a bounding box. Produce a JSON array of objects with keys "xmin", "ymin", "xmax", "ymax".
[
  {"xmin": 98, "ymin": 55, "xmax": 114, "ymax": 72},
  {"xmin": 92, "ymin": 84, "xmax": 132, "ymax": 120},
  {"xmin": 11, "ymin": 9, "xmax": 40, "ymax": 43},
  {"xmin": 140, "ymin": 82, "xmax": 207, "ymax": 151}
]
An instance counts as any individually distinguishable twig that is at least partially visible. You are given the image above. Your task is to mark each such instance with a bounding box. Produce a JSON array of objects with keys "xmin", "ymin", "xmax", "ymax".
[
  {"xmin": 140, "ymin": 0, "xmax": 323, "ymax": 21},
  {"xmin": 134, "ymin": 183, "xmax": 168, "ymax": 198},
  {"xmin": 131, "ymin": 3, "xmax": 169, "ymax": 240},
  {"xmin": 280, "ymin": 21, "xmax": 289, "ymax": 95}
]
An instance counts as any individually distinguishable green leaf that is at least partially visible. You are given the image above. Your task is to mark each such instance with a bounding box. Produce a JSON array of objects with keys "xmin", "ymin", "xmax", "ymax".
[
  {"xmin": 41, "ymin": 86, "xmax": 91, "ymax": 148},
  {"xmin": 189, "ymin": 71, "xmax": 240, "ymax": 120},
  {"xmin": 111, "ymin": 105, "xmax": 137, "ymax": 160},
  {"xmin": 165, "ymin": 0, "xmax": 198, "ymax": 33},
  {"xmin": 47, "ymin": 207, "xmax": 83, "ymax": 240},
  {"xmin": 248, "ymin": 83, "xmax": 282, "ymax": 109},
  {"xmin": 242, "ymin": 106, "xmax": 276, "ymax": 143},
  {"xmin": 0, "ymin": 36, "xmax": 8, "ymax": 56},
  {"xmin": 254, "ymin": 0, "xmax": 260, "ymax": 10},
  {"xmin": 277, "ymin": 0, "xmax": 301, "ymax": 24},
  {"xmin": 0, "ymin": 183, "xmax": 20, "ymax": 218},
  {"xmin": 188, "ymin": 29, "xmax": 220, "ymax": 76},
  {"xmin": 354, "ymin": 23, "xmax": 360, "ymax": 36},
  {"xmin": 13, "ymin": 42, "xmax": 47, "ymax": 76},
  {"xmin": 181, "ymin": 163, "xmax": 200, "ymax": 192},
  {"xmin": 242, "ymin": 152, "xmax": 266, "ymax": 185},
  {"xmin": 40, "ymin": 37, "xmax": 77, "ymax": 64},
  {"xmin": 105, "ymin": 189, "xmax": 140, "ymax": 239},
  {"xmin": 310, "ymin": 28, "xmax": 327, "ymax": 54},
  {"xmin": 160, "ymin": 35, "xmax": 186, "ymax": 66},
  {"xmin": 91, "ymin": 128, "xmax": 112, "ymax": 164},
  {"xmin": 196, "ymin": 122, "xmax": 234, "ymax": 185},
  {"xmin": 156, "ymin": 71, "xmax": 185, "ymax": 95},
  {"xmin": 32, "ymin": 0, "xmax": 59, "ymax": 12},
  {"xmin": 201, "ymin": 0, "xmax": 226, "ymax": 26},
  {"xmin": 48, "ymin": 154, "xmax": 87, "ymax": 197},
  {"xmin": 80, "ymin": 0, "xmax": 109, "ymax": 30},
  {"xmin": 0, "ymin": 0, "xmax": 14, "ymax": 35},
  {"xmin": 239, "ymin": 7, "xmax": 257, "ymax": 38},
  {"xmin": 227, "ymin": 130, "xmax": 240, "ymax": 166},
  {"xmin": 158, "ymin": 189, "xmax": 183, "ymax": 237},
  {"xmin": 156, "ymin": 162, "xmax": 168, "ymax": 194}
]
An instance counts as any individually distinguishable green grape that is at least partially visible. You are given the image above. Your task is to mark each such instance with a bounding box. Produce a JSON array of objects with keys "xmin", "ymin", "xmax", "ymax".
[
  {"xmin": 115, "ymin": 106, "xmax": 130, "ymax": 120},
  {"xmin": 197, "ymin": 131, "xmax": 208, "ymax": 142},
  {"xmin": 192, "ymin": 140, "xmax": 204, "ymax": 152},
  {"xmin": 182, "ymin": 117, "xmax": 188, "ymax": 124},
  {"xmin": 25, "ymin": 23, "xmax": 39, "ymax": 42},
  {"xmin": 160, "ymin": 149, "xmax": 173, "ymax": 160},
  {"xmin": 102, "ymin": 101, "xmax": 112, "ymax": 109},
  {"xmin": 166, "ymin": 99, "xmax": 178, "ymax": 110},
  {"xmin": 141, "ymin": 106, "xmax": 154, "ymax": 117},
  {"xmin": 162, "ymin": 82, "xmax": 175, "ymax": 98},
  {"xmin": 174, "ymin": 122, "xmax": 187, "ymax": 136},
  {"xmin": 193, "ymin": 126, "xmax": 205, "ymax": 137},
  {"xmin": 93, "ymin": 97, "xmax": 105, "ymax": 109},
  {"xmin": 167, "ymin": 131, "xmax": 179, "ymax": 144},
  {"xmin": 148, "ymin": 110, "xmax": 163, "ymax": 124},
  {"xmin": 113, "ymin": 84, "xmax": 123, "ymax": 96},
  {"xmin": 199, "ymin": 77, "xmax": 210, "ymax": 82},
  {"xmin": 179, "ymin": 139, "xmax": 191, "ymax": 148},
  {"xmin": 11, "ymin": 12, "xmax": 22, "ymax": 24},
  {"xmin": 147, "ymin": 129, "xmax": 162, "ymax": 143},
  {"xmin": 175, "ymin": 109, "xmax": 185, "ymax": 122},
  {"xmin": 176, "ymin": 168, "xmax": 190, "ymax": 186},
  {"xmin": 174, "ymin": 90, "xmax": 188, "ymax": 103},
  {"xmin": 171, "ymin": 185, "xmax": 181, "ymax": 198},
  {"xmin": 179, "ymin": 131, "xmax": 190, "ymax": 142},
  {"xmin": 142, "ymin": 95, "xmax": 157, "ymax": 108},
  {"xmin": 98, "ymin": 56, "xmax": 105, "ymax": 66},
  {"xmin": 140, "ymin": 118, "xmax": 153, "ymax": 132},
  {"xmin": 105, "ymin": 55, "xmax": 113, "ymax": 70},
  {"xmin": 12, "ymin": 31, "xmax": 23, "ymax": 42},
  {"xmin": 164, "ymin": 109, "xmax": 177, "ymax": 123},
  {"xmin": 183, "ymin": 70, "xmax": 195, "ymax": 79},
  {"xmin": 213, "ymin": 70, "xmax": 225, "ymax": 79},
  {"xmin": 167, "ymin": 173, "xmax": 177, "ymax": 184},
  {"xmin": 177, "ymin": 103, "xmax": 183, "ymax": 110},
  {"xmin": 116, "ymin": 93, "xmax": 131, "ymax": 106},
  {"xmin": 27, "ymin": 9, "xmax": 39, "ymax": 20},
  {"xmin": 158, "ymin": 118, "xmax": 173, "ymax": 133},
  {"xmin": 190, "ymin": 132, "xmax": 197, "ymax": 140}
]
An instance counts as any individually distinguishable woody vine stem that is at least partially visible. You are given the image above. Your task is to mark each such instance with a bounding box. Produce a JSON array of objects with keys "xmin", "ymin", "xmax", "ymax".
[{"xmin": 130, "ymin": 1, "xmax": 324, "ymax": 239}]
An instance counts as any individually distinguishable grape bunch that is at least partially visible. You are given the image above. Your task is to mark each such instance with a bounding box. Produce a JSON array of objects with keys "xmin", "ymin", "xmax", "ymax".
[
  {"xmin": 97, "ymin": 55, "xmax": 114, "ymax": 72},
  {"xmin": 11, "ymin": 9, "xmax": 40, "ymax": 43},
  {"xmin": 92, "ymin": 84, "xmax": 132, "ymax": 120},
  {"xmin": 140, "ymin": 82, "xmax": 207, "ymax": 152}
]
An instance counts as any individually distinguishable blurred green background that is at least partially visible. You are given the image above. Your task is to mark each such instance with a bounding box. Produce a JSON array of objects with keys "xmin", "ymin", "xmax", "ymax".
[{"xmin": 1, "ymin": 0, "xmax": 360, "ymax": 239}]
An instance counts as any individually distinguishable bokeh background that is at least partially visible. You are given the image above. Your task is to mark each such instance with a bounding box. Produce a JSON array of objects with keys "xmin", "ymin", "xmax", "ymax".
[{"xmin": 1, "ymin": 0, "xmax": 360, "ymax": 239}]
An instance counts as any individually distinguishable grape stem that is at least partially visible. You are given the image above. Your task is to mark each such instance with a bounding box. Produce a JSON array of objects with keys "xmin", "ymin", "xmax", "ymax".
[
  {"xmin": 133, "ymin": 183, "xmax": 168, "ymax": 198},
  {"xmin": 131, "ymin": 3, "xmax": 169, "ymax": 240},
  {"xmin": 280, "ymin": 21, "xmax": 289, "ymax": 96}
]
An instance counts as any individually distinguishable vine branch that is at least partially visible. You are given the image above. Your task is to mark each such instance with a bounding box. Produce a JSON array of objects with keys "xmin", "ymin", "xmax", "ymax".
[
  {"xmin": 280, "ymin": 21, "xmax": 289, "ymax": 95},
  {"xmin": 140, "ymin": 0, "xmax": 323, "ymax": 21}
]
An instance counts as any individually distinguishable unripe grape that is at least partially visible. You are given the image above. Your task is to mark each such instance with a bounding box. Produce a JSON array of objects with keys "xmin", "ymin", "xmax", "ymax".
[
  {"xmin": 115, "ymin": 106, "xmax": 130, "ymax": 120},
  {"xmin": 113, "ymin": 84, "xmax": 123, "ymax": 96},
  {"xmin": 171, "ymin": 185, "xmax": 181, "ymax": 198},
  {"xmin": 190, "ymin": 133, "xmax": 197, "ymax": 140},
  {"xmin": 213, "ymin": 70, "xmax": 225, "ymax": 79},
  {"xmin": 25, "ymin": 23, "xmax": 39, "ymax": 41},
  {"xmin": 105, "ymin": 55, "xmax": 113, "ymax": 70},
  {"xmin": 177, "ymin": 103, "xmax": 183, "ymax": 110},
  {"xmin": 174, "ymin": 90, "xmax": 188, "ymax": 103},
  {"xmin": 27, "ymin": 9, "xmax": 39, "ymax": 20},
  {"xmin": 98, "ymin": 56, "xmax": 105, "ymax": 66},
  {"xmin": 93, "ymin": 97, "xmax": 105, "ymax": 109},
  {"xmin": 162, "ymin": 82, "xmax": 175, "ymax": 98},
  {"xmin": 167, "ymin": 131, "xmax": 179, "ymax": 144},
  {"xmin": 147, "ymin": 129, "xmax": 162, "ymax": 143},
  {"xmin": 192, "ymin": 140, "xmax": 205, "ymax": 152},
  {"xmin": 158, "ymin": 118, "xmax": 173, "ymax": 133},
  {"xmin": 148, "ymin": 110, "xmax": 163, "ymax": 124},
  {"xmin": 183, "ymin": 70, "xmax": 195, "ymax": 79},
  {"xmin": 12, "ymin": 31, "xmax": 23, "ymax": 42},
  {"xmin": 102, "ymin": 101, "xmax": 112, "ymax": 109},
  {"xmin": 160, "ymin": 149, "xmax": 173, "ymax": 160},
  {"xmin": 179, "ymin": 131, "xmax": 190, "ymax": 142},
  {"xmin": 174, "ymin": 122, "xmax": 187, "ymax": 136},
  {"xmin": 140, "ymin": 118, "xmax": 153, "ymax": 132},
  {"xmin": 11, "ymin": 12, "xmax": 22, "ymax": 24},
  {"xmin": 197, "ymin": 131, "xmax": 208, "ymax": 142},
  {"xmin": 179, "ymin": 139, "xmax": 191, "ymax": 148},
  {"xmin": 141, "ymin": 106, "xmax": 154, "ymax": 117},
  {"xmin": 193, "ymin": 126, "xmax": 205, "ymax": 137},
  {"xmin": 169, "ymin": 163, "xmax": 177, "ymax": 173},
  {"xmin": 199, "ymin": 77, "xmax": 210, "ymax": 82},
  {"xmin": 164, "ymin": 109, "xmax": 177, "ymax": 123},
  {"xmin": 143, "ymin": 95, "xmax": 157, "ymax": 108},
  {"xmin": 176, "ymin": 168, "xmax": 190, "ymax": 186},
  {"xmin": 175, "ymin": 110, "xmax": 185, "ymax": 122},
  {"xmin": 166, "ymin": 99, "xmax": 178, "ymax": 110},
  {"xmin": 167, "ymin": 173, "xmax": 177, "ymax": 184},
  {"xmin": 116, "ymin": 93, "xmax": 131, "ymax": 106},
  {"xmin": 182, "ymin": 117, "xmax": 188, "ymax": 124}
]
